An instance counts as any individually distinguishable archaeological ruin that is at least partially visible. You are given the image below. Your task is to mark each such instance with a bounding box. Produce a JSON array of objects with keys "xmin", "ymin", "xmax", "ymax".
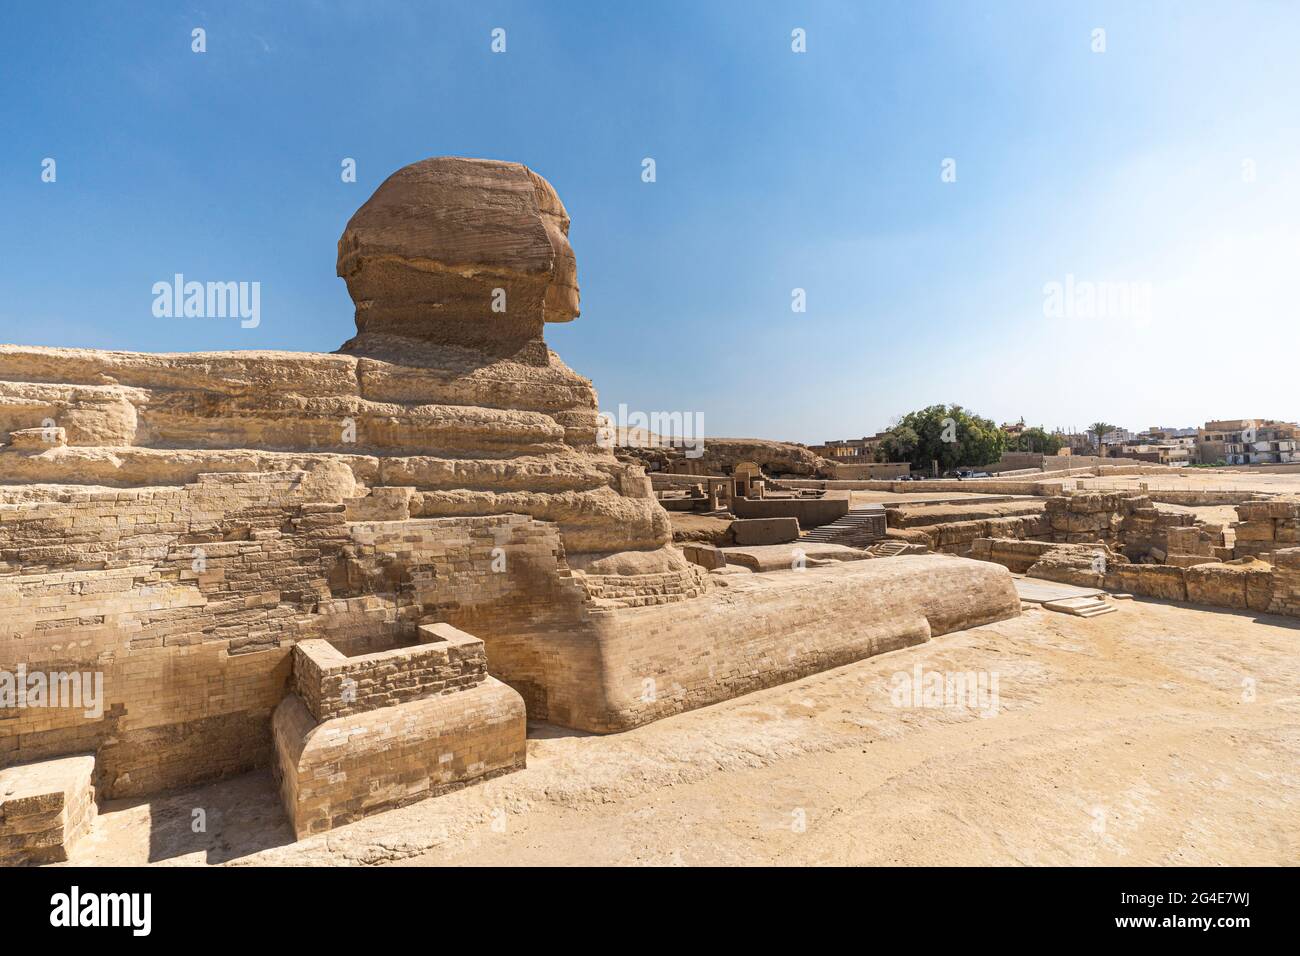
[{"xmin": 0, "ymin": 157, "xmax": 1028, "ymax": 860}]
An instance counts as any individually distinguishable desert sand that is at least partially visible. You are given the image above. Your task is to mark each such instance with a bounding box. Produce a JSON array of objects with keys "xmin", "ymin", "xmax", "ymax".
[{"xmin": 65, "ymin": 594, "xmax": 1299, "ymax": 867}]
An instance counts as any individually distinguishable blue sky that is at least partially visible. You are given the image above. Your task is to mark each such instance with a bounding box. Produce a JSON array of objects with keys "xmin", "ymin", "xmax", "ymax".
[{"xmin": 3, "ymin": 1, "xmax": 1298, "ymax": 443}]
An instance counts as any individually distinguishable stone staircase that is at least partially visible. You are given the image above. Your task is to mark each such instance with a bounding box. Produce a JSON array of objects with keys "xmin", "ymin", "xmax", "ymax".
[
  {"xmin": 865, "ymin": 540, "xmax": 912, "ymax": 558},
  {"xmin": 800, "ymin": 507, "xmax": 887, "ymax": 546},
  {"xmin": 1041, "ymin": 595, "xmax": 1117, "ymax": 618}
]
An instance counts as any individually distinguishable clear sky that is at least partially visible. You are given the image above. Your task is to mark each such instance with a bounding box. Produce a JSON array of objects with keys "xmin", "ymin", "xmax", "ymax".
[{"xmin": 3, "ymin": 1, "xmax": 1298, "ymax": 444}]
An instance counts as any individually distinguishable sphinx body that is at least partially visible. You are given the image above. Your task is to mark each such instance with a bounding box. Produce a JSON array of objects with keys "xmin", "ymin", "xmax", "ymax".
[{"xmin": 0, "ymin": 158, "xmax": 1018, "ymax": 804}]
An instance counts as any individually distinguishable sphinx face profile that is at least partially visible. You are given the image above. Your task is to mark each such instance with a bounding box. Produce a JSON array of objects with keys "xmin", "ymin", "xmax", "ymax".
[
  {"xmin": 528, "ymin": 168, "xmax": 580, "ymax": 325},
  {"xmin": 337, "ymin": 157, "xmax": 580, "ymax": 355}
]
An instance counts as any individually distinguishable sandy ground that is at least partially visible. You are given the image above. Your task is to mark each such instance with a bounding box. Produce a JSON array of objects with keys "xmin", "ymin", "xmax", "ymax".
[
  {"xmin": 64, "ymin": 596, "xmax": 1300, "ymax": 867},
  {"xmin": 849, "ymin": 490, "xmax": 1027, "ymax": 506},
  {"xmin": 1156, "ymin": 502, "xmax": 1243, "ymax": 525},
  {"xmin": 1078, "ymin": 472, "xmax": 1300, "ymax": 495}
]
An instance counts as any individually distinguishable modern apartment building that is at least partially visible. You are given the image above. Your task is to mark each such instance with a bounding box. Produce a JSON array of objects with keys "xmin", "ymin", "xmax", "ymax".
[{"xmin": 1197, "ymin": 419, "xmax": 1299, "ymax": 464}]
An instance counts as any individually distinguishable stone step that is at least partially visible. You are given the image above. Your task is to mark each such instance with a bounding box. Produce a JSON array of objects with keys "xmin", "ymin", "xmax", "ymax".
[
  {"xmin": 802, "ymin": 508, "xmax": 887, "ymax": 543},
  {"xmin": 1042, "ymin": 596, "xmax": 1117, "ymax": 618},
  {"xmin": 865, "ymin": 540, "xmax": 911, "ymax": 558}
]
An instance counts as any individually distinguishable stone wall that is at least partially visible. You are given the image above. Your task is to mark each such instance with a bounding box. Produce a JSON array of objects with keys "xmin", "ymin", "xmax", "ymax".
[
  {"xmin": 1186, "ymin": 560, "xmax": 1275, "ymax": 611},
  {"xmin": 291, "ymin": 627, "xmax": 487, "ymax": 722},
  {"xmin": 1040, "ymin": 492, "xmax": 1233, "ymax": 564},
  {"xmin": 969, "ymin": 537, "xmax": 1057, "ymax": 573},
  {"xmin": 886, "ymin": 502, "xmax": 1048, "ymax": 557},
  {"xmin": 827, "ymin": 461, "xmax": 910, "ymax": 480},
  {"xmin": 0, "ymin": 467, "xmax": 612, "ymax": 795},
  {"xmin": 1268, "ymin": 548, "xmax": 1300, "ymax": 616},
  {"xmin": 1233, "ymin": 499, "xmax": 1300, "ymax": 560},
  {"xmin": 730, "ymin": 491, "xmax": 850, "ymax": 528},
  {"xmin": 974, "ymin": 537, "xmax": 1299, "ymax": 617},
  {"xmin": 911, "ymin": 514, "xmax": 1046, "ymax": 557}
]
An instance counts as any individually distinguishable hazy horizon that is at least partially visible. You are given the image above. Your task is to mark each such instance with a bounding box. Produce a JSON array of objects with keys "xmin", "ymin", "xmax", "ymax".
[{"xmin": 3, "ymin": 1, "xmax": 1298, "ymax": 444}]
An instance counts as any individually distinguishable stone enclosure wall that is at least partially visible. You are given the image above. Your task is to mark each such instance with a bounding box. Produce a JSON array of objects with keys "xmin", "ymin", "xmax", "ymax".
[
  {"xmin": 974, "ymin": 537, "xmax": 1300, "ymax": 616},
  {"xmin": 273, "ymin": 623, "xmax": 526, "ymax": 838},
  {"xmin": 291, "ymin": 626, "xmax": 488, "ymax": 722},
  {"xmin": 1232, "ymin": 498, "xmax": 1300, "ymax": 560},
  {"xmin": 0, "ymin": 466, "xmax": 599, "ymax": 796}
]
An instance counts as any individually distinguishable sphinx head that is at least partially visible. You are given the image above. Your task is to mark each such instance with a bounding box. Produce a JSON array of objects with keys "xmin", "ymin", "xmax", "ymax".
[{"xmin": 337, "ymin": 157, "xmax": 579, "ymax": 356}]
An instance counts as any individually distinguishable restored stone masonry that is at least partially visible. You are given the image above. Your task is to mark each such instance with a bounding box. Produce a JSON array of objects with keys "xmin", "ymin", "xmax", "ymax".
[
  {"xmin": 274, "ymin": 624, "xmax": 525, "ymax": 838},
  {"xmin": 291, "ymin": 624, "xmax": 489, "ymax": 722}
]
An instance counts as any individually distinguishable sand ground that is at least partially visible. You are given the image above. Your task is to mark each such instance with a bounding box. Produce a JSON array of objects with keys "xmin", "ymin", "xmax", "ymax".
[
  {"xmin": 848, "ymin": 490, "xmax": 1025, "ymax": 505},
  {"xmin": 1077, "ymin": 471, "xmax": 1300, "ymax": 495},
  {"xmin": 64, "ymin": 595, "xmax": 1300, "ymax": 867}
]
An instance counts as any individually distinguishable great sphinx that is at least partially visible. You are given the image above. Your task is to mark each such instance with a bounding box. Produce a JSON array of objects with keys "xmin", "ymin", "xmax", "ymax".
[{"xmin": 0, "ymin": 158, "xmax": 1019, "ymax": 806}]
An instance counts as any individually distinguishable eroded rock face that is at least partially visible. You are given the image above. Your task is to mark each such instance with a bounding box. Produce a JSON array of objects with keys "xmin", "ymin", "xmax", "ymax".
[{"xmin": 337, "ymin": 157, "xmax": 579, "ymax": 356}]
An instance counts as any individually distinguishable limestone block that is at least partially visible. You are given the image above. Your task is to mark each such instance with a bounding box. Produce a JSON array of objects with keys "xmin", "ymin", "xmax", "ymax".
[
  {"xmin": 1107, "ymin": 565, "xmax": 1187, "ymax": 602},
  {"xmin": 0, "ymin": 754, "xmax": 97, "ymax": 865},
  {"xmin": 1233, "ymin": 521, "xmax": 1276, "ymax": 542},
  {"xmin": 272, "ymin": 676, "xmax": 526, "ymax": 839},
  {"xmin": 5, "ymin": 426, "xmax": 66, "ymax": 449},
  {"xmin": 552, "ymin": 555, "xmax": 1021, "ymax": 732},
  {"xmin": 680, "ymin": 542, "xmax": 727, "ymax": 570},
  {"xmin": 731, "ymin": 517, "xmax": 800, "ymax": 546}
]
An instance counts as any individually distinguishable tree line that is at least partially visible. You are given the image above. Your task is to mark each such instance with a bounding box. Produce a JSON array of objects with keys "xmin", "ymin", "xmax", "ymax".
[{"xmin": 872, "ymin": 405, "xmax": 1075, "ymax": 472}]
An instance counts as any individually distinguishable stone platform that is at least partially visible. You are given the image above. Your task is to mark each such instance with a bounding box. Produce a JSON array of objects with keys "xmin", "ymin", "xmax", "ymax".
[
  {"xmin": 272, "ymin": 623, "xmax": 526, "ymax": 838},
  {"xmin": 548, "ymin": 554, "xmax": 1021, "ymax": 731}
]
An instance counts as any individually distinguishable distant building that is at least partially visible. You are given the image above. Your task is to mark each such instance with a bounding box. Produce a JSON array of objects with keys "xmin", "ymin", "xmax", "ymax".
[
  {"xmin": 1143, "ymin": 425, "xmax": 1198, "ymax": 440},
  {"xmin": 1115, "ymin": 442, "xmax": 1194, "ymax": 466},
  {"xmin": 1197, "ymin": 419, "xmax": 1298, "ymax": 464},
  {"xmin": 1054, "ymin": 431, "xmax": 1097, "ymax": 454},
  {"xmin": 812, "ymin": 433, "xmax": 888, "ymax": 460}
]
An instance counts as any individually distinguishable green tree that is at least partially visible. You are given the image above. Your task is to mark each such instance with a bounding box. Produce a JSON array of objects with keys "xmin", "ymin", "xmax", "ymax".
[
  {"xmin": 875, "ymin": 404, "xmax": 1007, "ymax": 472},
  {"xmin": 1007, "ymin": 425, "xmax": 1063, "ymax": 455},
  {"xmin": 876, "ymin": 425, "xmax": 918, "ymax": 463},
  {"xmin": 1089, "ymin": 421, "xmax": 1117, "ymax": 456}
]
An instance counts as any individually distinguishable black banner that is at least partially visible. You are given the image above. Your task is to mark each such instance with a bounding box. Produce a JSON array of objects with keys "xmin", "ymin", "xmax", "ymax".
[{"xmin": 0, "ymin": 866, "xmax": 1276, "ymax": 942}]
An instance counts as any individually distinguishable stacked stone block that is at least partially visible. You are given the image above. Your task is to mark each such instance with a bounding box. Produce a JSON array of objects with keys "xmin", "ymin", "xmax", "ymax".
[
  {"xmin": 291, "ymin": 626, "xmax": 487, "ymax": 721},
  {"xmin": 0, "ymin": 754, "xmax": 96, "ymax": 865},
  {"xmin": 917, "ymin": 514, "xmax": 1047, "ymax": 557},
  {"xmin": 0, "ymin": 469, "xmax": 588, "ymax": 795},
  {"xmin": 1232, "ymin": 498, "xmax": 1300, "ymax": 561},
  {"xmin": 1268, "ymin": 548, "xmax": 1300, "ymax": 616},
  {"xmin": 1044, "ymin": 493, "xmax": 1126, "ymax": 545},
  {"xmin": 273, "ymin": 623, "xmax": 526, "ymax": 838}
]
